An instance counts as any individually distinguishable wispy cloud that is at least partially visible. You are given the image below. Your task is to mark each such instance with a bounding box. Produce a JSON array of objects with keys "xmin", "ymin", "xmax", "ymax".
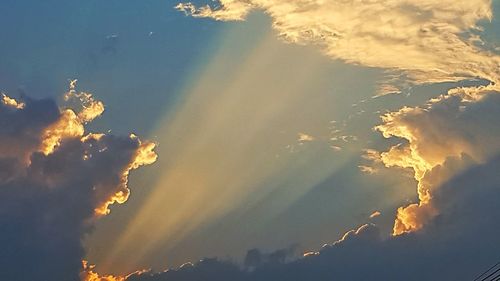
[{"xmin": 176, "ymin": 0, "xmax": 500, "ymax": 91}]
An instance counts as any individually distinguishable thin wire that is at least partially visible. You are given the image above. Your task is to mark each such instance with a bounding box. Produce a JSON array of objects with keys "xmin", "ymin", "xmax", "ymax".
[
  {"xmin": 474, "ymin": 262, "xmax": 500, "ymax": 281},
  {"xmin": 479, "ymin": 267, "xmax": 500, "ymax": 281}
]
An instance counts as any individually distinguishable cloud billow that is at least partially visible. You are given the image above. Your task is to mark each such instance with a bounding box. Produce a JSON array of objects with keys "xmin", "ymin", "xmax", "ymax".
[{"xmin": 0, "ymin": 86, "xmax": 156, "ymax": 281}]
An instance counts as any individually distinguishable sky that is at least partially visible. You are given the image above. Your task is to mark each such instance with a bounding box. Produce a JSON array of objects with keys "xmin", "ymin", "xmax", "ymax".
[{"xmin": 0, "ymin": 1, "xmax": 499, "ymax": 281}]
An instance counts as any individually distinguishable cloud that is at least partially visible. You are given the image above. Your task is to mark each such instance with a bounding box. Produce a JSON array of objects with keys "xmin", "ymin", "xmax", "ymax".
[
  {"xmin": 0, "ymin": 84, "xmax": 156, "ymax": 281},
  {"xmin": 64, "ymin": 79, "xmax": 105, "ymax": 124},
  {"xmin": 102, "ymin": 154, "xmax": 500, "ymax": 281},
  {"xmin": 106, "ymin": 3, "xmax": 500, "ymax": 272},
  {"xmin": 169, "ymin": 2, "xmax": 500, "ymax": 279},
  {"xmin": 297, "ymin": 132, "xmax": 314, "ymax": 142},
  {"xmin": 81, "ymin": 260, "xmax": 126, "ymax": 281},
  {"xmin": 2, "ymin": 93, "xmax": 25, "ymax": 109},
  {"xmin": 81, "ymin": 260, "xmax": 149, "ymax": 281},
  {"xmin": 58, "ymin": 82, "xmax": 499, "ymax": 281},
  {"xmin": 375, "ymin": 84, "xmax": 500, "ymax": 234},
  {"xmin": 244, "ymin": 246, "xmax": 297, "ymax": 269},
  {"xmin": 175, "ymin": 2, "xmax": 252, "ymax": 21},
  {"xmin": 176, "ymin": 0, "xmax": 500, "ymax": 92},
  {"xmin": 172, "ymin": 0, "xmax": 500, "ymax": 267},
  {"xmin": 358, "ymin": 165, "xmax": 378, "ymax": 175},
  {"xmin": 369, "ymin": 211, "xmax": 381, "ymax": 219}
]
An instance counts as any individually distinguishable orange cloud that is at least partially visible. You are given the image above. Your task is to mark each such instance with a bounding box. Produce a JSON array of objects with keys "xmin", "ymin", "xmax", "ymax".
[
  {"xmin": 81, "ymin": 260, "xmax": 126, "ymax": 281},
  {"xmin": 95, "ymin": 135, "xmax": 157, "ymax": 216},
  {"xmin": 1, "ymin": 93, "xmax": 25, "ymax": 109},
  {"xmin": 37, "ymin": 82, "xmax": 158, "ymax": 216},
  {"xmin": 80, "ymin": 260, "xmax": 149, "ymax": 281},
  {"xmin": 40, "ymin": 109, "xmax": 85, "ymax": 155},
  {"xmin": 39, "ymin": 80, "xmax": 106, "ymax": 155}
]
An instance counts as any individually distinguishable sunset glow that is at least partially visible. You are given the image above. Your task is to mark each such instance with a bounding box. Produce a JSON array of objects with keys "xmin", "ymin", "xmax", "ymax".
[{"xmin": 1, "ymin": 1, "xmax": 499, "ymax": 280}]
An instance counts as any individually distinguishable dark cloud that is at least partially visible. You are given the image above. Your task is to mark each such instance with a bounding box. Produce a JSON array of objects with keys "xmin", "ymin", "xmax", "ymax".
[
  {"xmin": 3, "ymin": 84, "xmax": 498, "ymax": 281},
  {"xmin": 125, "ymin": 153, "xmax": 500, "ymax": 281},
  {"xmin": 244, "ymin": 246, "xmax": 297, "ymax": 269},
  {"xmin": 0, "ymin": 96, "xmax": 59, "ymax": 163},
  {"xmin": 0, "ymin": 91, "xmax": 156, "ymax": 281},
  {"xmin": 115, "ymin": 83, "xmax": 500, "ymax": 281}
]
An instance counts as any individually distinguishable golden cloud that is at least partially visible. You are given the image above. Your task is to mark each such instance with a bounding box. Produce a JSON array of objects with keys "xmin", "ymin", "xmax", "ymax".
[
  {"xmin": 80, "ymin": 260, "xmax": 149, "ymax": 281},
  {"xmin": 1, "ymin": 93, "xmax": 25, "ymax": 109},
  {"xmin": 0, "ymin": 81, "xmax": 157, "ymax": 280},
  {"xmin": 376, "ymin": 84, "xmax": 500, "ymax": 234},
  {"xmin": 177, "ymin": 0, "xmax": 500, "ymax": 92}
]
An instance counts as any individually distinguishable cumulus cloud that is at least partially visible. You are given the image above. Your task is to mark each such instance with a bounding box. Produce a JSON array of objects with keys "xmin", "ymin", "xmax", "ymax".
[
  {"xmin": 0, "ymin": 84, "xmax": 156, "ymax": 281},
  {"xmin": 176, "ymin": 0, "xmax": 500, "ymax": 92},
  {"xmin": 376, "ymin": 84, "xmax": 500, "ymax": 234}
]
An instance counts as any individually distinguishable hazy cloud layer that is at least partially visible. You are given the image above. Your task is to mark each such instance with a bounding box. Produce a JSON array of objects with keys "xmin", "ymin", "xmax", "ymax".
[
  {"xmin": 0, "ymin": 86, "xmax": 156, "ymax": 281},
  {"xmin": 177, "ymin": 0, "xmax": 500, "ymax": 92}
]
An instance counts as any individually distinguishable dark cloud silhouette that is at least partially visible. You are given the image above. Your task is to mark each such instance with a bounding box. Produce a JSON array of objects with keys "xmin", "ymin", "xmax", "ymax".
[
  {"xmin": 244, "ymin": 246, "xmax": 296, "ymax": 269},
  {"xmin": 0, "ymin": 89, "xmax": 156, "ymax": 281},
  {"xmin": 123, "ymin": 154, "xmax": 500, "ymax": 281},
  {"xmin": 3, "ymin": 83, "xmax": 499, "ymax": 281}
]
